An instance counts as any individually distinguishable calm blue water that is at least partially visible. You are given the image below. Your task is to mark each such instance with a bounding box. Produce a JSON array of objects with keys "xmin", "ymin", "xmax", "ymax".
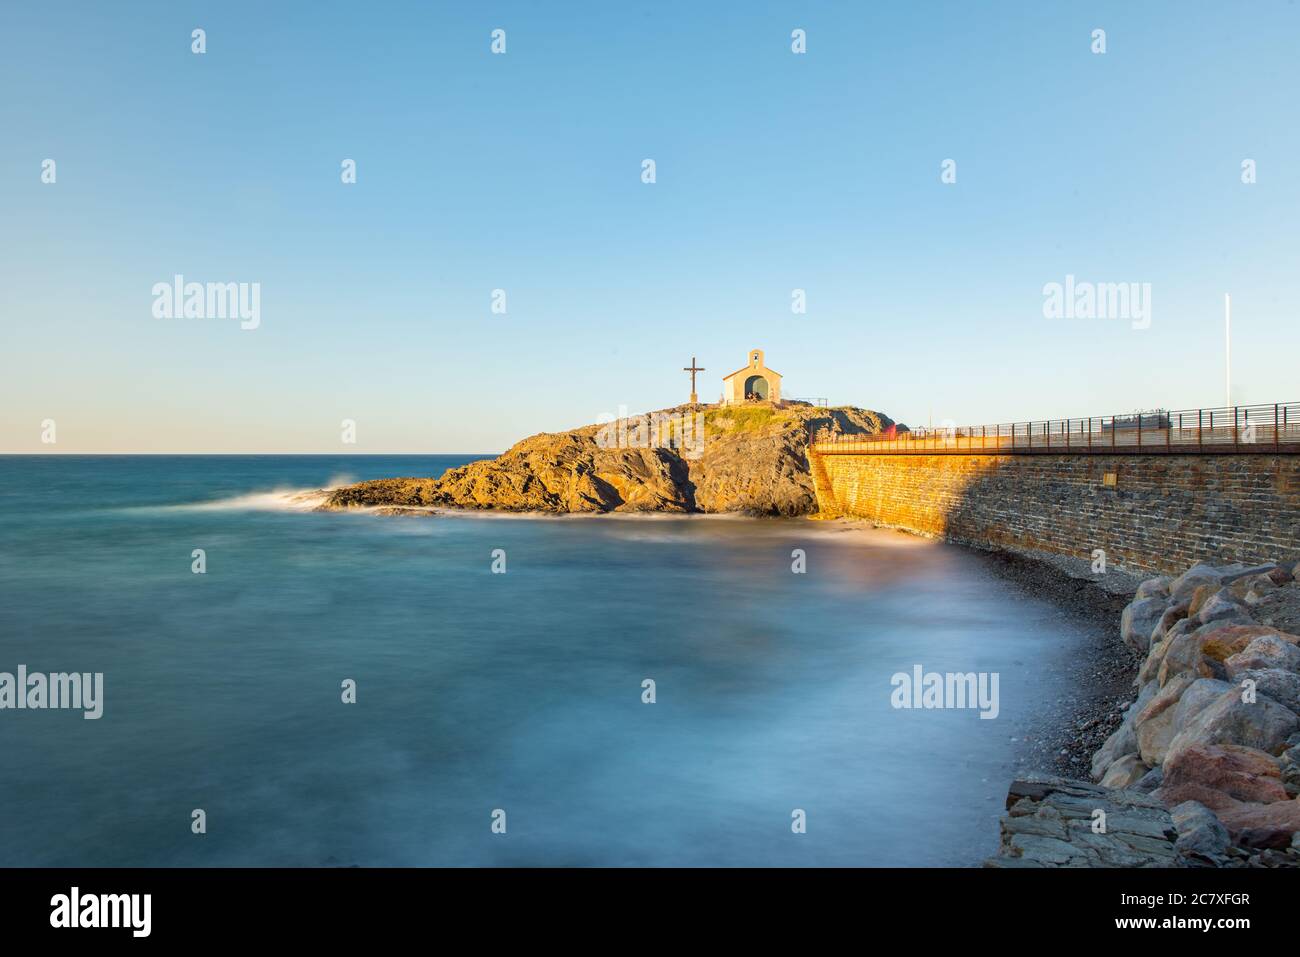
[{"xmin": 0, "ymin": 455, "xmax": 1087, "ymax": 867}]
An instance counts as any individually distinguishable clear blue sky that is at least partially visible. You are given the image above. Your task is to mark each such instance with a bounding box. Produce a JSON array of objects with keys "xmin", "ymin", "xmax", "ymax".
[{"xmin": 2, "ymin": 1, "xmax": 1297, "ymax": 451}]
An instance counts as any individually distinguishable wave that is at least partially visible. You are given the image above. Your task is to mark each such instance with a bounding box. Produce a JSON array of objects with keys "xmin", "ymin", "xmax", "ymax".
[{"xmin": 166, "ymin": 486, "xmax": 335, "ymax": 513}]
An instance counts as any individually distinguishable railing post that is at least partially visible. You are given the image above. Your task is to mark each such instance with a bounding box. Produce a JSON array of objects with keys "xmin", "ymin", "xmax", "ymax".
[
  {"xmin": 1233, "ymin": 406, "xmax": 1239, "ymax": 451},
  {"xmin": 1137, "ymin": 412, "xmax": 1142, "ymax": 448},
  {"xmin": 1276, "ymin": 403, "xmax": 1280, "ymax": 452}
]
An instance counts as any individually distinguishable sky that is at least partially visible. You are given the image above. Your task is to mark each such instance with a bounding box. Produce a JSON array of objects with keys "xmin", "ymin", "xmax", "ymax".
[{"xmin": 2, "ymin": 1, "xmax": 1297, "ymax": 452}]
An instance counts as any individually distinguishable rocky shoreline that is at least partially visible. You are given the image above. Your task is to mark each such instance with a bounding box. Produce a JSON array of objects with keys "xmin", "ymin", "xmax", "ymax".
[
  {"xmin": 987, "ymin": 557, "xmax": 1300, "ymax": 867},
  {"xmin": 319, "ymin": 402, "xmax": 895, "ymax": 517}
]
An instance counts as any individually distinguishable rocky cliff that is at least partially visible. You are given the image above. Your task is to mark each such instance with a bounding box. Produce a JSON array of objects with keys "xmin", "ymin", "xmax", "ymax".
[{"xmin": 321, "ymin": 402, "xmax": 896, "ymax": 516}]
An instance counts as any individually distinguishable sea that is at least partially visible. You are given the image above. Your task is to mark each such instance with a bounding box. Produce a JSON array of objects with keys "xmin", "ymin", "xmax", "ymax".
[{"xmin": 0, "ymin": 454, "xmax": 1090, "ymax": 866}]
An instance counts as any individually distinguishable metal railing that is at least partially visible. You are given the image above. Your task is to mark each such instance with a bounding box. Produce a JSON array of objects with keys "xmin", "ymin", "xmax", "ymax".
[
  {"xmin": 810, "ymin": 402, "xmax": 1300, "ymax": 456},
  {"xmin": 786, "ymin": 396, "xmax": 830, "ymax": 407}
]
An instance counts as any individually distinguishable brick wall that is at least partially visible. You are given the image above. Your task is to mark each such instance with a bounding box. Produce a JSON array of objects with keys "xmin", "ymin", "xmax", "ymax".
[{"xmin": 811, "ymin": 451, "xmax": 1300, "ymax": 575}]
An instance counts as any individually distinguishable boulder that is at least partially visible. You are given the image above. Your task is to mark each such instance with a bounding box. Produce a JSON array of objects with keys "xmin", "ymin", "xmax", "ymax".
[
  {"xmin": 1188, "ymin": 583, "xmax": 1220, "ymax": 619},
  {"xmin": 1218, "ymin": 563, "xmax": 1281, "ymax": 585},
  {"xmin": 1216, "ymin": 799, "xmax": 1300, "ymax": 847},
  {"xmin": 1132, "ymin": 767, "xmax": 1164, "ymax": 793},
  {"xmin": 1170, "ymin": 800, "xmax": 1231, "ymax": 865},
  {"xmin": 1137, "ymin": 644, "xmax": 1165, "ymax": 687},
  {"xmin": 1121, "ymin": 596, "xmax": 1167, "ymax": 654},
  {"xmin": 1171, "ymin": 678, "xmax": 1235, "ymax": 734},
  {"xmin": 1224, "ymin": 635, "xmax": 1300, "ymax": 676},
  {"xmin": 1140, "ymin": 619, "xmax": 1237, "ymax": 686},
  {"xmin": 1165, "ymin": 688, "xmax": 1300, "ymax": 763},
  {"xmin": 1155, "ymin": 743, "xmax": 1287, "ymax": 809},
  {"xmin": 1202, "ymin": 624, "xmax": 1300, "ymax": 663},
  {"xmin": 1197, "ymin": 591, "xmax": 1252, "ymax": 628},
  {"xmin": 1090, "ymin": 729, "xmax": 1130, "ymax": 782},
  {"xmin": 1136, "ymin": 576, "xmax": 1172, "ymax": 601},
  {"xmin": 1090, "ymin": 681, "xmax": 1158, "ymax": 781},
  {"xmin": 1232, "ymin": 669, "xmax": 1300, "ymax": 713},
  {"xmin": 1170, "ymin": 563, "xmax": 1228, "ymax": 603},
  {"xmin": 1135, "ymin": 672, "xmax": 1197, "ymax": 766},
  {"xmin": 1268, "ymin": 565, "xmax": 1296, "ymax": 586},
  {"xmin": 1150, "ymin": 600, "xmax": 1191, "ymax": 647},
  {"xmin": 1236, "ymin": 575, "xmax": 1280, "ymax": 606},
  {"xmin": 1157, "ymin": 629, "xmax": 1215, "ymax": 686},
  {"xmin": 1101, "ymin": 754, "xmax": 1150, "ymax": 789},
  {"xmin": 1281, "ymin": 745, "xmax": 1300, "ymax": 798},
  {"xmin": 1138, "ymin": 624, "xmax": 1186, "ymax": 686}
]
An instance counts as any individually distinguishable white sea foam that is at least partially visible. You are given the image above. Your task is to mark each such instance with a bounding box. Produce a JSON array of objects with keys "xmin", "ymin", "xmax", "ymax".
[
  {"xmin": 168, "ymin": 473, "xmax": 359, "ymax": 513},
  {"xmin": 171, "ymin": 487, "xmax": 334, "ymax": 512}
]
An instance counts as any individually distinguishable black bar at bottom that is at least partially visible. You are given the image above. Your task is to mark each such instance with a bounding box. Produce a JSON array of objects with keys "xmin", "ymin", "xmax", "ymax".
[{"xmin": 0, "ymin": 866, "xmax": 1284, "ymax": 943}]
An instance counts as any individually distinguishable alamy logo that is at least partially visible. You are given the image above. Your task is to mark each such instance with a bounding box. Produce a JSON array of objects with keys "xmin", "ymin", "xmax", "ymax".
[
  {"xmin": 1042, "ymin": 274, "xmax": 1150, "ymax": 329},
  {"xmin": 890, "ymin": 665, "xmax": 1000, "ymax": 719},
  {"xmin": 595, "ymin": 406, "xmax": 706, "ymax": 460},
  {"xmin": 50, "ymin": 887, "xmax": 150, "ymax": 937},
  {"xmin": 152, "ymin": 274, "xmax": 261, "ymax": 330},
  {"xmin": 0, "ymin": 666, "xmax": 103, "ymax": 719}
]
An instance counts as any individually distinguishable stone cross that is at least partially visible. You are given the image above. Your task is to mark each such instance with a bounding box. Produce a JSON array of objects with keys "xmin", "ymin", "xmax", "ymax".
[{"xmin": 683, "ymin": 357, "xmax": 705, "ymax": 405}]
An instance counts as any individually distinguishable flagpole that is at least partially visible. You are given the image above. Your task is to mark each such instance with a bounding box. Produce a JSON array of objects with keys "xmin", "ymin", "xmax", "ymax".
[{"xmin": 1224, "ymin": 293, "xmax": 1231, "ymax": 409}]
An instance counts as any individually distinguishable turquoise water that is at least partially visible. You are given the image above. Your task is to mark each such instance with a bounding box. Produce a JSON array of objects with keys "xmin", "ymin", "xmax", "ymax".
[{"xmin": 0, "ymin": 455, "xmax": 1085, "ymax": 866}]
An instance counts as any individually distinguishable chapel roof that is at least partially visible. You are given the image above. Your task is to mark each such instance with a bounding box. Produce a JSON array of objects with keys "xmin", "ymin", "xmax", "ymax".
[{"xmin": 722, "ymin": 362, "xmax": 782, "ymax": 380}]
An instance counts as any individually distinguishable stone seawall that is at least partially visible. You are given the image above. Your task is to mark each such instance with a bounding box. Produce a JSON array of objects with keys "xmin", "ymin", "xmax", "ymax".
[{"xmin": 811, "ymin": 451, "xmax": 1300, "ymax": 575}]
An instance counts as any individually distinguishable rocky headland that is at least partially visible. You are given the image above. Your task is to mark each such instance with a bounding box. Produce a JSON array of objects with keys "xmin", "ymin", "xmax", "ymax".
[
  {"xmin": 321, "ymin": 402, "xmax": 896, "ymax": 516},
  {"xmin": 988, "ymin": 558, "xmax": 1300, "ymax": 867}
]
